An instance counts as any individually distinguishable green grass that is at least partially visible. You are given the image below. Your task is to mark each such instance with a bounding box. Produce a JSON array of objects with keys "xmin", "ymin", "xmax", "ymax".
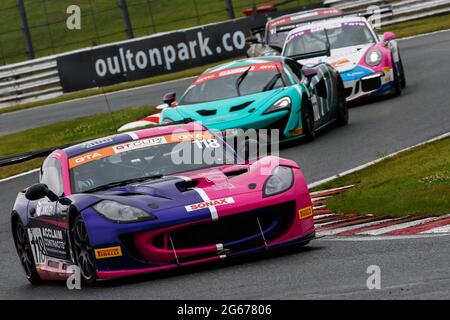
[
  {"xmin": 317, "ymin": 137, "xmax": 450, "ymax": 217},
  {"xmin": 0, "ymin": 104, "xmax": 155, "ymax": 179},
  {"xmin": 380, "ymin": 12, "xmax": 450, "ymax": 38},
  {"xmin": 0, "ymin": 0, "xmax": 319, "ymax": 65}
]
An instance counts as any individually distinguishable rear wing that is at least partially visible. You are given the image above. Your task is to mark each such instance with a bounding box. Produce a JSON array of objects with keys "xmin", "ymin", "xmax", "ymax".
[{"xmin": 273, "ymin": 4, "xmax": 393, "ymax": 34}]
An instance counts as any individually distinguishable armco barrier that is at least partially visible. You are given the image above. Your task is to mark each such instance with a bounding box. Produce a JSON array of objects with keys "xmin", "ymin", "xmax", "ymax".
[{"xmin": 1, "ymin": 0, "xmax": 450, "ymax": 108}]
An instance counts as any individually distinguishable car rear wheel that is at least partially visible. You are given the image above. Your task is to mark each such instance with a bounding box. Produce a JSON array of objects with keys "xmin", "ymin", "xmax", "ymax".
[
  {"xmin": 301, "ymin": 103, "xmax": 315, "ymax": 142},
  {"xmin": 336, "ymin": 81, "xmax": 349, "ymax": 126},
  {"xmin": 13, "ymin": 219, "xmax": 42, "ymax": 285},
  {"xmin": 72, "ymin": 215, "xmax": 97, "ymax": 285},
  {"xmin": 399, "ymin": 58, "xmax": 406, "ymax": 89},
  {"xmin": 392, "ymin": 60, "xmax": 402, "ymax": 97}
]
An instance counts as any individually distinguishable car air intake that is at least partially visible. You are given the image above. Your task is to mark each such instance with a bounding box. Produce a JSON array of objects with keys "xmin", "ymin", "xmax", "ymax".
[
  {"xmin": 156, "ymin": 202, "xmax": 296, "ymax": 253},
  {"xmin": 175, "ymin": 180, "xmax": 200, "ymax": 192},
  {"xmin": 197, "ymin": 109, "xmax": 217, "ymax": 116},
  {"xmin": 230, "ymin": 101, "xmax": 253, "ymax": 112}
]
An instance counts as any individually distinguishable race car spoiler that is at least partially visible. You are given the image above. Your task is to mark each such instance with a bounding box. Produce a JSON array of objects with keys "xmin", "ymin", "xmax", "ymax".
[{"xmin": 273, "ymin": 4, "xmax": 393, "ymax": 34}]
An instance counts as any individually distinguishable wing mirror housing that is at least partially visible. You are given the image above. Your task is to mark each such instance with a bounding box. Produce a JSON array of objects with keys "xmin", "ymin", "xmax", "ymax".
[
  {"xmin": 383, "ymin": 32, "xmax": 396, "ymax": 42},
  {"xmin": 245, "ymin": 35, "xmax": 260, "ymax": 44},
  {"xmin": 25, "ymin": 183, "xmax": 59, "ymax": 202},
  {"xmin": 163, "ymin": 92, "xmax": 176, "ymax": 106}
]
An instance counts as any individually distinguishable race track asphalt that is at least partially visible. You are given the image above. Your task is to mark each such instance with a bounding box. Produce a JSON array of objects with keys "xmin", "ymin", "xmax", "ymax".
[{"xmin": 0, "ymin": 30, "xmax": 449, "ymax": 299}]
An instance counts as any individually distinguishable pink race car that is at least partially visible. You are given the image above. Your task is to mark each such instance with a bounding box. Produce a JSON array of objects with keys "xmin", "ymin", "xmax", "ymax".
[
  {"xmin": 12, "ymin": 122, "xmax": 315, "ymax": 284},
  {"xmin": 282, "ymin": 16, "xmax": 406, "ymax": 103}
]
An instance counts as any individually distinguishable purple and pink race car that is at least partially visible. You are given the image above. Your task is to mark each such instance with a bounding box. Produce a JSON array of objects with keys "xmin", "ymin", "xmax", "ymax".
[{"xmin": 11, "ymin": 122, "xmax": 315, "ymax": 284}]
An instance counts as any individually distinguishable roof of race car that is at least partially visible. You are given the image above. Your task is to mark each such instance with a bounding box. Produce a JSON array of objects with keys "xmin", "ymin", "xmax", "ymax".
[
  {"xmin": 266, "ymin": 8, "xmax": 344, "ymax": 30},
  {"xmin": 289, "ymin": 15, "xmax": 369, "ymax": 32},
  {"xmin": 62, "ymin": 122, "xmax": 207, "ymax": 158},
  {"xmin": 202, "ymin": 56, "xmax": 285, "ymax": 75},
  {"xmin": 284, "ymin": 16, "xmax": 370, "ymax": 43}
]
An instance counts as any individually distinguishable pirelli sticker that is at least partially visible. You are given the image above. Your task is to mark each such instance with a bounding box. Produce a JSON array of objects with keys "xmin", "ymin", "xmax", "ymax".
[
  {"xmin": 69, "ymin": 131, "xmax": 214, "ymax": 168},
  {"xmin": 185, "ymin": 197, "xmax": 235, "ymax": 212},
  {"xmin": 94, "ymin": 246, "xmax": 122, "ymax": 259},
  {"xmin": 298, "ymin": 206, "xmax": 313, "ymax": 220}
]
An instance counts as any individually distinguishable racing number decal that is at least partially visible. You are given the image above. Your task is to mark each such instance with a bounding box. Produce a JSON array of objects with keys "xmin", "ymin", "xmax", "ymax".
[
  {"xmin": 192, "ymin": 139, "xmax": 221, "ymax": 149},
  {"xmin": 28, "ymin": 228, "xmax": 46, "ymax": 265}
]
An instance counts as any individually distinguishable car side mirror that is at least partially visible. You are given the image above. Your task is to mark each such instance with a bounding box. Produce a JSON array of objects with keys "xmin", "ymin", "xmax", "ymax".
[
  {"xmin": 163, "ymin": 92, "xmax": 176, "ymax": 106},
  {"xmin": 25, "ymin": 183, "xmax": 59, "ymax": 202},
  {"xmin": 383, "ymin": 32, "xmax": 396, "ymax": 42},
  {"xmin": 268, "ymin": 44, "xmax": 282, "ymax": 53},
  {"xmin": 245, "ymin": 35, "xmax": 260, "ymax": 44}
]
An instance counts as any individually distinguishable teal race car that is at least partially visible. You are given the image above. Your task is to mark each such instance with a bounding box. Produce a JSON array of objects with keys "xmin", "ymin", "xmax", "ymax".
[{"xmin": 159, "ymin": 56, "xmax": 348, "ymax": 142}]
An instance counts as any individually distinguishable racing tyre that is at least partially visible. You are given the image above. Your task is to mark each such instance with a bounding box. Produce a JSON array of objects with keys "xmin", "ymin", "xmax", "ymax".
[
  {"xmin": 72, "ymin": 215, "xmax": 97, "ymax": 285},
  {"xmin": 336, "ymin": 82, "xmax": 349, "ymax": 126},
  {"xmin": 398, "ymin": 51, "xmax": 406, "ymax": 89},
  {"xmin": 13, "ymin": 219, "xmax": 42, "ymax": 285},
  {"xmin": 301, "ymin": 103, "xmax": 315, "ymax": 141},
  {"xmin": 392, "ymin": 61, "xmax": 402, "ymax": 97},
  {"xmin": 399, "ymin": 57, "xmax": 406, "ymax": 89}
]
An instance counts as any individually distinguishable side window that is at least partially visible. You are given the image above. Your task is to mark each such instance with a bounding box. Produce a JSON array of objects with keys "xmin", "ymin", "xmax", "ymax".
[
  {"xmin": 40, "ymin": 158, "xmax": 64, "ymax": 196},
  {"xmin": 285, "ymin": 59, "xmax": 304, "ymax": 83}
]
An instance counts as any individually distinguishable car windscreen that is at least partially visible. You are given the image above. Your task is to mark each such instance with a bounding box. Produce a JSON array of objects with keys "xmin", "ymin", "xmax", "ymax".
[
  {"xmin": 179, "ymin": 63, "xmax": 286, "ymax": 105},
  {"xmin": 69, "ymin": 131, "xmax": 235, "ymax": 193},
  {"xmin": 284, "ymin": 22, "xmax": 375, "ymax": 57},
  {"xmin": 267, "ymin": 29, "xmax": 290, "ymax": 49}
]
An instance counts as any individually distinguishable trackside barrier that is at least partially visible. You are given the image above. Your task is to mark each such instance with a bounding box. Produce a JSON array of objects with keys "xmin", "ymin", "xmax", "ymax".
[
  {"xmin": 1, "ymin": 0, "xmax": 450, "ymax": 109},
  {"xmin": 324, "ymin": 0, "xmax": 450, "ymax": 27}
]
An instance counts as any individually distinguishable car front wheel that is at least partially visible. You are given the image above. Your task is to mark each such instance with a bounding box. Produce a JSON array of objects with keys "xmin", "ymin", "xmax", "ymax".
[
  {"xmin": 72, "ymin": 215, "xmax": 97, "ymax": 285},
  {"xmin": 13, "ymin": 219, "xmax": 42, "ymax": 285}
]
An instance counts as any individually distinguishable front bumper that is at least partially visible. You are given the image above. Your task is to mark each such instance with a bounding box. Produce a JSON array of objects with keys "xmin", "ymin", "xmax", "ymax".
[{"xmin": 341, "ymin": 66, "xmax": 394, "ymax": 102}]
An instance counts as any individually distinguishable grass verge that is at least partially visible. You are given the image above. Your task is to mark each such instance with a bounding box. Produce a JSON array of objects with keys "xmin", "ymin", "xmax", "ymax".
[
  {"xmin": 380, "ymin": 12, "xmax": 450, "ymax": 38},
  {"xmin": 0, "ymin": 105, "xmax": 155, "ymax": 180},
  {"xmin": 317, "ymin": 137, "xmax": 450, "ymax": 217}
]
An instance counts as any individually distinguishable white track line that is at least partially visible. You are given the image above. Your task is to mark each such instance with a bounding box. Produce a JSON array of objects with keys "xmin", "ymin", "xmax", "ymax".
[
  {"xmin": 420, "ymin": 225, "xmax": 450, "ymax": 234},
  {"xmin": 356, "ymin": 217, "xmax": 444, "ymax": 236},
  {"xmin": 314, "ymin": 213, "xmax": 336, "ymax": 219},
  {"xmin": 0, "ymin": 168, "xmax": 40, "ymax": 183},
  {"xmin": 317, "ymin": 218, "xmax": 398, "ymax": 237},
  {"xmin": 310, "ymin": 185, "xmax": 354, "ymax": 196},
  {"xmin": 399, "ymin": 28, "xmax": 450, "ymax": 41},
  {"xmin": 311, "ymin": 196, "xmax": 331, "ymax": 202},
  {"xmin": 308, "ymin": 132, "xmax": 450, "ymax": 189}
]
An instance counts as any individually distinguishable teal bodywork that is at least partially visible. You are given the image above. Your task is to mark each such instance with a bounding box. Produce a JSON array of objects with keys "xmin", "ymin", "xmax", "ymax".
[{"xmin": 160, "ymin": 57, "xmax": 340, "ymax": 141}]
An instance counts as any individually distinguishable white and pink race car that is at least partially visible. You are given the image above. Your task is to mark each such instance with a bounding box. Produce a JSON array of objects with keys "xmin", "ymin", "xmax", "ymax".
[{"xmin": 282, "ymin": 16, "xmax": 406, "ymax": 103}]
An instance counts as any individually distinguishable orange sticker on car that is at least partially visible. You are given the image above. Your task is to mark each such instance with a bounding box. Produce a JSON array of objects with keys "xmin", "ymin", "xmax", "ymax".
[
  {"xmin": 69, "ymin": 131, "xmax": 215, "ymax": 168},
  {"xmin": 298, "ymin": 206, "xmax": 313, "ymax": 220}
]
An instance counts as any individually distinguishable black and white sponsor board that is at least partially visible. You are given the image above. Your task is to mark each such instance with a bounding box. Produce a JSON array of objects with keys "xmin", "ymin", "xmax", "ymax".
[
  {"xmin": 57, "ymin": 17, "xmax": 266, "ymax": 92},
  {"xmin": 56, "ymin": 4, "xmax": 321, "ymax": 93}
]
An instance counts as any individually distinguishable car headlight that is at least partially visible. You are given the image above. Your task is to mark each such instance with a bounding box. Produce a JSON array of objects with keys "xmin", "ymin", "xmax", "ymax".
[
  {"xmin": 365, "ymin": 49, "xmax": 382, "ymax": 66},
  {"xmin": 93, "ymin": 200, "xmax": 156, "ymax": 223},
  {"xmin": 263, "ymin": 97, "xmax": 291, "ymax": 114},
  {"xmin": 263, "ymin": 166, "xmax": 294, "ymax": 197}
]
